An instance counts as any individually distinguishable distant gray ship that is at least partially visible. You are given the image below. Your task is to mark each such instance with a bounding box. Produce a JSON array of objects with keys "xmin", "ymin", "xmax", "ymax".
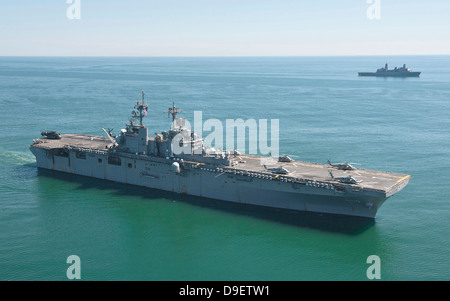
[
  {"xmin": 30, "ymin": 92, "xmax": 410, "ymax": 218},
  {"xmin": 359, "ymin": 63, "xmax": 421, "ymax": 77}
]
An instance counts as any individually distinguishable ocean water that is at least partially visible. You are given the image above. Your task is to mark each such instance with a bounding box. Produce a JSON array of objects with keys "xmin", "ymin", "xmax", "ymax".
[{"xmin": 0, "ymin": 56, "xmax": 449, "ymax": 281}]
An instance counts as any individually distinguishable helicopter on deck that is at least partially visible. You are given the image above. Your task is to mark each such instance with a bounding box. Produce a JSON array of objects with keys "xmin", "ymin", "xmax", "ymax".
[
  {"xmin": 262, "ymin": 164, "xmax": 290, "ymax": 174},
  {"xmin": 328, "ymin": 171, "xmax": 361, "ymax": 184},
  {"xmin": 327, "ymin": 160, "xmax": 358, "ymax": 170},
  {"xmin": 278, "ymin": 155, "xmax": 295, "ymax": 163}
]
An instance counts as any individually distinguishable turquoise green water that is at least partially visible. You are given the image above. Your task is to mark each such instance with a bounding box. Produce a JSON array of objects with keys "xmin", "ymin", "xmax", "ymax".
[{"xmin": 0, "ymin": 56, "xmax": 449, "ymax": 280}]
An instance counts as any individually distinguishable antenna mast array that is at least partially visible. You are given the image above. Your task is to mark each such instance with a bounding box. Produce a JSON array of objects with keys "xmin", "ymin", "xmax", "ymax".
[
  {"xmin": 130, "ymin": 90, "xmax": 149, "ymax": 126},
  {"xmin": 164, "ymin": 101, "xmax": 182, "ymax": 122}
]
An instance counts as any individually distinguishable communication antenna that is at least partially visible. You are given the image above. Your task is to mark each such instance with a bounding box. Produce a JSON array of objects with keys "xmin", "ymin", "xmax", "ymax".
[
  {"xmin": 132, "ymin": 90, "xmax": 149, "ymax": 126},
  {"xmin": 164, "ymin": 101, "xmax": 182, "ymax": 122}
]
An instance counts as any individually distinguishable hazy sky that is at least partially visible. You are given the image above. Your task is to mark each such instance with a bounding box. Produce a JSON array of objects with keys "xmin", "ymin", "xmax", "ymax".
[{"xmin": 0, "ymin": 0, "xmax": 449, "ymax": 56}]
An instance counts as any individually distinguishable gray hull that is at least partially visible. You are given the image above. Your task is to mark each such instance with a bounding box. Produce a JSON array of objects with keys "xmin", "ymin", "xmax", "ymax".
[
  {"xmin": 30, "ymin": 146, "xmax": 395, "ymax": 218},
  {"xmin": 358, "ymin": 72, "xmax": 421, "ymax": 77}
]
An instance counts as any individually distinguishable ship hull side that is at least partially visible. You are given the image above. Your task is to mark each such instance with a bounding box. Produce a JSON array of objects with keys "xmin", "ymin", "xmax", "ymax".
[{"xmin": 30, "ymin": 146, "xmax": 390, "ymax": 218}]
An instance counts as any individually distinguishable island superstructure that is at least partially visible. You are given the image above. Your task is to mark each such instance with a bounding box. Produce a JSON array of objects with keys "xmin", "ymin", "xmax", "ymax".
[
  {"xmin": 30, "ymin": 92, "xmax": 410, "ymax": 218},
  {"xmin": 359, "ymin": 63, "xmax": 421, "ymax": 77}
]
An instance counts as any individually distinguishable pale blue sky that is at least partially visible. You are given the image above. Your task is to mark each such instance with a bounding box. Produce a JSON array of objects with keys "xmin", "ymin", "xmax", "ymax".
[{"xmin": 0, "ymin": 0, "xmax": 449, "ymax": 56}]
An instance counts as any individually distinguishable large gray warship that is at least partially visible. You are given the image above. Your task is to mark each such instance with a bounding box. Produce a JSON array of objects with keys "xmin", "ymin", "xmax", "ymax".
[
  {"xmin": 359, "ymin": 63, "xmax": 421, "ymax": 77},
  {"xmin": 30, "ymin": 93, "xmax": 410, "ymax": 218}
]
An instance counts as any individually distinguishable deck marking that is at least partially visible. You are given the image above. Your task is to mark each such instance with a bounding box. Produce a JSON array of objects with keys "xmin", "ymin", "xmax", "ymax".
[{"xmin": 396, "ymin": 175, "xmax": 411, "ymax": 183}]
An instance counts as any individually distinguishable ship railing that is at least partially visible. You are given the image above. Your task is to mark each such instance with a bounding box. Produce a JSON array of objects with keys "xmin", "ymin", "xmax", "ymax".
[
  {"xmin": 385, "ymin": 176, "xmax": 410, "ymax": 196},
  {"xmin": 183, "ymin": 163, "xmax": 338, "ymax": 189},
  {"xmin": 187, "ymin": 162, "xmax": 382, "ymax": 193},
  {"xmin": 64, "ymin": 145, "xmax": 108, "ymax": 156}
]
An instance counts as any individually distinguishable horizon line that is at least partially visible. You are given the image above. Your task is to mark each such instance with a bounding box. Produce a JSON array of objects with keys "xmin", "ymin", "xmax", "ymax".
[{"xmin": 1, "ymin": 54, "xmax": 450, "ymax": 58}]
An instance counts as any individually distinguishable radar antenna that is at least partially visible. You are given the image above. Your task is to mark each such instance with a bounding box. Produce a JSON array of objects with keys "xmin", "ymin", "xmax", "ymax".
[
  {"xmin": 131, "ymin": 90, "xmax": 149, "ymax": 126},
  {"xmin": 164, "ymin": 101, "xmax": 182, "ymax": 122}
]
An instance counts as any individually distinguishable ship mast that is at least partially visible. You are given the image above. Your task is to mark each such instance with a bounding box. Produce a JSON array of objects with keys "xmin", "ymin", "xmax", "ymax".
[
  {"xmin": 133, "ymin": 90, "xmax": 149, "ymax": 126},
  {"xmin": 164, "ymin": 101, "xmax": 182, "ymax": 122}
]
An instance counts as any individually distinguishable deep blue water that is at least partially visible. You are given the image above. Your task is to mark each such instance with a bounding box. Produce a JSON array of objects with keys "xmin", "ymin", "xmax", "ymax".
[{"xmin": 0, "ymin": 56, "xmax": 449, "ymax": 280}]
